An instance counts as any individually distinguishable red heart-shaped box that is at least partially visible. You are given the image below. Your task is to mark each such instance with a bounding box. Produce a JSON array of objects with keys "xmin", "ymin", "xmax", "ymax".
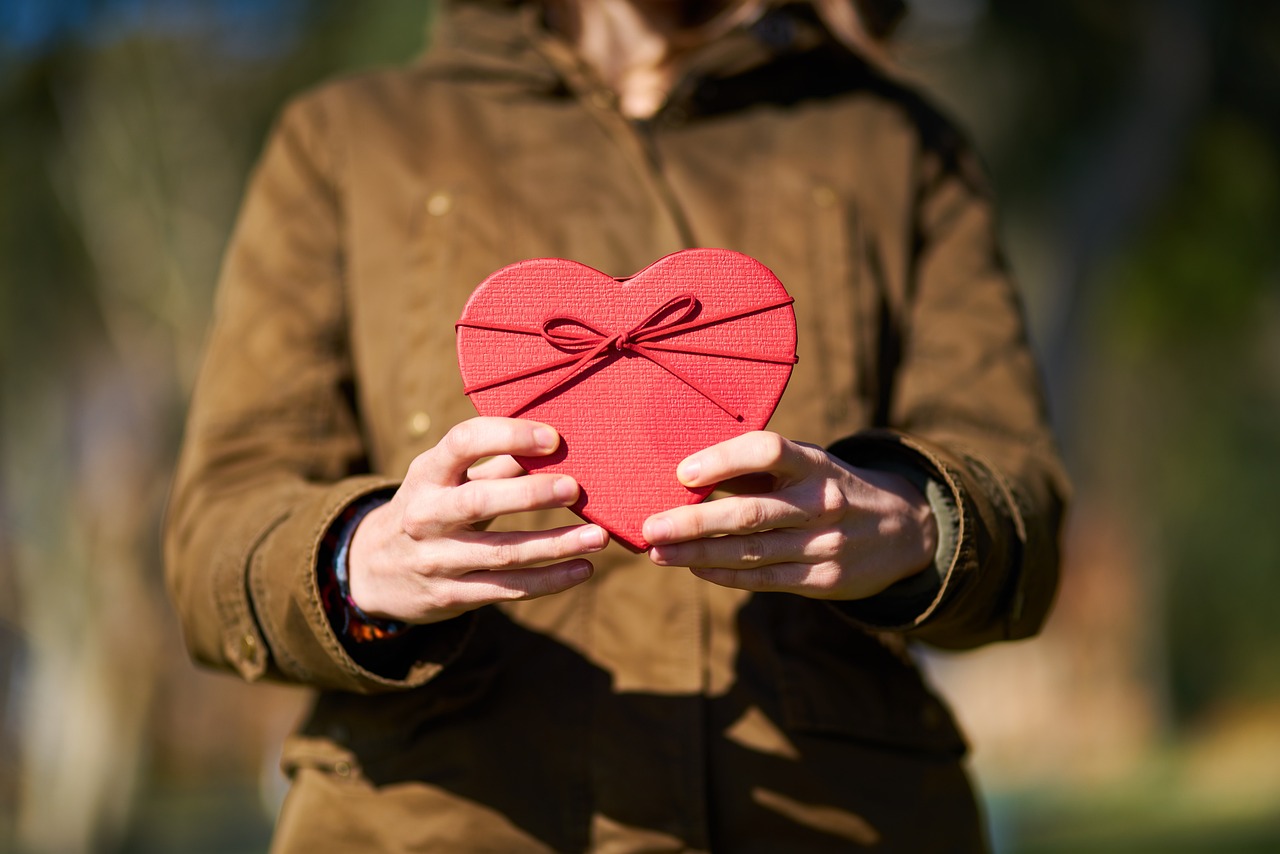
[{"xmin": 456, "ymin": 248, "xmax": 796, "ymax": 551}]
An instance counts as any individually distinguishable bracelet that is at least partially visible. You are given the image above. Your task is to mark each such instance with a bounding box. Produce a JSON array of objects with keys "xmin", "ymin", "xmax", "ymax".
[{"xmin": 319, "ymin": 494, "xmax": 410, "ymax": 643}]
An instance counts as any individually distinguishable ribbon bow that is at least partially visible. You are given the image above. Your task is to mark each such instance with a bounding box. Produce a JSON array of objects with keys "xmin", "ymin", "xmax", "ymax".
[{"xmin": 457, "ymin": 293, "xmax": 797, "ymax": 420}]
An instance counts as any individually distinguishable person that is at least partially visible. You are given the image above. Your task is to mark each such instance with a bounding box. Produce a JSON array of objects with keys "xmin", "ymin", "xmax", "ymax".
[{"xmin": 164, "ymin": 0, "xmax": 1069, "ymax": 850}]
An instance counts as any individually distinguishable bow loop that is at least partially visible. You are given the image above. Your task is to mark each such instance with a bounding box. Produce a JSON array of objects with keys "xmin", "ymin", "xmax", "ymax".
[
  {"xmin": 626, "ymin": 294, "xmax": 701, "ymax": 345},
  {"xmin": 541, "ymin": 316, "xmax": 609, "ymax": 353}
]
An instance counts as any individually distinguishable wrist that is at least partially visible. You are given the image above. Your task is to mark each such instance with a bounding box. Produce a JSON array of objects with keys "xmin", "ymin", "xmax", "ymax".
[
  {"xmin": 346, "ymin": 501, "xmax": 400, "ymax": 621},
  {"xmin": 325, "ymin": 495, "xmax": 410, "ymax": 642},
  {"xmin": 851, "ymin": 465, "xmax": 939, "ymax": 585},
  {"xmin": 899, "ymin": 474, "xmax": 939, "ymax": 577}
]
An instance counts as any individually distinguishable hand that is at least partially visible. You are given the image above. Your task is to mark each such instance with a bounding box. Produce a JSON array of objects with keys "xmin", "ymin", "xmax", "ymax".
[
  {"xmin": 348, "ymin": 417, "xmax": 608, "ymax": 624},
  {"xmin": 642, "ymin": 432, "xmax": 937, "ymax": 600}
]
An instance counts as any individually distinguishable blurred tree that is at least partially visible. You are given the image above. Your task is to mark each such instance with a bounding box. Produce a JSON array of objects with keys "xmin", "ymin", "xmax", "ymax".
[
  {"xmin": 1100, "ymin": 112, "xmax": 1280, "ymax": 715},
  {"xmin": 907, "ymin": 0, "xmax": 1280, "ymax": 728},
  {"xmin": 1, "ymin": 1, "xmax": 432, "ymax": 849}
]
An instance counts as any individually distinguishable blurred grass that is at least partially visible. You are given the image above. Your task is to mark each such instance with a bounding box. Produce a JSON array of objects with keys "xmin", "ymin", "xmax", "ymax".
[
  {"xmin": 996, "ymin": 778, "xmax": 1280, "ymax": 854},
  {"xmin": 104, "ymin": 755, "xmax": 1280, "ymax": 854},
  {"xmin": 990, "ymin": 702, "xmax": 1280, "ymax": 853}
]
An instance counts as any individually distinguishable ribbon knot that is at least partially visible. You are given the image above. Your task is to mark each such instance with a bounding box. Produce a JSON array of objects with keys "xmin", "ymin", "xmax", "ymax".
[
  {"xmin": 542, "ymin": 294, "xmax": 700, "ymax": 354},
  {"xmin": 458, "ymin": 293, "xmax": 797, "ymax": 420}
]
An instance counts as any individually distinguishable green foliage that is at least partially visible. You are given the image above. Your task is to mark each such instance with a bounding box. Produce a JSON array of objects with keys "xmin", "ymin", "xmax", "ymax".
[
  {"xmin": 1109, "ymin": 115, "xmax": 1280, "ymax": 349},
  {"xmin": 1097, "ymin": 112, "xmax": 1280, "ymax": 715}
]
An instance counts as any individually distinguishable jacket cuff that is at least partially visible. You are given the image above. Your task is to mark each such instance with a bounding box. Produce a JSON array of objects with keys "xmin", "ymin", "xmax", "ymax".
[{"xmin": 244, "ymin": 476, "xmax": 476, "ymax": 693}]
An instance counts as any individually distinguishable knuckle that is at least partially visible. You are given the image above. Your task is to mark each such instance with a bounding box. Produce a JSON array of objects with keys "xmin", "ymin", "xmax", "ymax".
[
  {"xmin": 400, "ymin": 497, "xmax": 433, "ymax": 537},
  {"xmin": 488, "ymin": 540, "xmax": 523, "ymax": 570},
  {"xmin": 533, "ymin": 475, "xmax": 563, "ymax": 506},
  {"xmin": 813, "ymin": 528, "xmax": 848, "ymax": 560},
  {"xmin": 679, "ymin": 538, "xmax": 709, "ymax": 565},
  {"xmin": 752, "ymin": 432, "xmax": 786, "ymax": 467},
  {"xmin": 808, "ymin": 564, "xmax": 846, "ymax": 596},
  {"xmin": 754, "ymin": 565, "xmax": 785, "ymax": 591},
  {"xmin": 734, "ymin": 500, "xmax": 768, "ymax": 532},
  {"xmin": 406, "ymin": 453, "xmax": 429, "ymax": 480},
  {"xmin": 452, "ymin": 484, "xmax": 489, "ymax": 521},
  {"xmin": 441, "ymin": 421, "xmax": 477, "ymax": 458},
  {"xmin": 736, "ymin": 532, "xmax": 769, "ymax": 566},
  {"xmin": 819, "ymin": 480, "xmax": 846, "ymax": 517},
  {"xmin": 680, "ymin": 512, "xmax": 708, "ymax": 539}
]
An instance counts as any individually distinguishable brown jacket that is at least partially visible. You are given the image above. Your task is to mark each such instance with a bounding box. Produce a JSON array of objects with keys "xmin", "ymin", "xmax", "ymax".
[{"xmin": 165, "ymin": 2, "xmax": 1069, "ymax": 851}]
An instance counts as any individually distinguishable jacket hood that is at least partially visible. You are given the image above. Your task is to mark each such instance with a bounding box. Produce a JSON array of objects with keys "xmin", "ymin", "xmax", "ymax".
[
  {"xmin": 422, "ymin": 0, "xmax": 866, "ymax": 106},
  {"xmin": 422, "ymin": 2, "xmax": 563, "ymax": 91}
]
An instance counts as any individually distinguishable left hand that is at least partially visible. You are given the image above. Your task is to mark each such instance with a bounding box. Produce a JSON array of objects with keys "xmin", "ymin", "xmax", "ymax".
[{"xmin": 642, "ymin": 432, "xmax": 938, "ymax": 600}]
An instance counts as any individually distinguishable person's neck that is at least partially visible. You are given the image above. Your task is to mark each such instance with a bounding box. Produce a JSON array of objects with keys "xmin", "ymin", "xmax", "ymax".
[
  {"xmin": 549, "ymin": 1, "xmax": 758, "ymax": 119},
  {"xmin": 579, "ymin": 0, "xmax": 673, "ymax": 118}
]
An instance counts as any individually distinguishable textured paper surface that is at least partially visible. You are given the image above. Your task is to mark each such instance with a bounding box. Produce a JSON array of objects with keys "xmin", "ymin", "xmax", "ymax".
[{"xmin": 456, "ymin": 249, "xmax": 796, "ymax": 551}]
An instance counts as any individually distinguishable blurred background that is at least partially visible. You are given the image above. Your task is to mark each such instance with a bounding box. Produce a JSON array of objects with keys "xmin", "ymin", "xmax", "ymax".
[{"xmin": 1, "ymin": 0, "xmax": 1278, "ymax": 851}]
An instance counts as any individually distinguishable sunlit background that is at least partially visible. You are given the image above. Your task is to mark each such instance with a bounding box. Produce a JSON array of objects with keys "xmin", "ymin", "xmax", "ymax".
[{"xmin": 2, "ymin": 1, "xmax": 1278, "ymax": 851}]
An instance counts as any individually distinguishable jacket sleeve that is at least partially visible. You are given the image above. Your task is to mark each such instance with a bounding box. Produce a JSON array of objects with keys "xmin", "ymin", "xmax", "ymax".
[
  {"xmin": 163, "ymin": 92, "xmax": 473, "ymax": 693},
  {"xmin": 831, "ymin": 119, "xmax": 1070, "ymax": 650}
]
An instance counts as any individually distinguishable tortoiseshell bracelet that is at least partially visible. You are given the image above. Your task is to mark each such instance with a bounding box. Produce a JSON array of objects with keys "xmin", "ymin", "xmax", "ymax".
[{"xmin": 318, "ymin": 494, "xmax": 410, "ymax": 643}]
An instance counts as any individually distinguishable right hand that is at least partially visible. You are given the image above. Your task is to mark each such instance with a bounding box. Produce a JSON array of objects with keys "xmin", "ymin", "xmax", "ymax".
[{"xmin": 348, "ymin": 417, "xmax": 608, "ymax": 625}]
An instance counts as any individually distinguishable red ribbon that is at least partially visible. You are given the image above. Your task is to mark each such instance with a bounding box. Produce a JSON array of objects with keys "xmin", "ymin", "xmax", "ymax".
[{"xmin": 457, "ymin": 294, "xmax": 797, "ymax": 420}]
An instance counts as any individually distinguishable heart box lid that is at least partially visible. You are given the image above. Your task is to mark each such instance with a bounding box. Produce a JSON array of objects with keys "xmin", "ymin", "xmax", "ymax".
[{"xmin": 456, "ymin": 248, "xmax": 797, "ymax": 551}]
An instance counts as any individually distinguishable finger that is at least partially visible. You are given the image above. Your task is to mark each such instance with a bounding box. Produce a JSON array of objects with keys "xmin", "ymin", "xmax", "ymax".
[
  {"xmin": 466, "ymin": 455, "xmax": 526, "ymax": 481},
  {"xmin": 449, "ymin": 523, "xmax": 609, "ymax": 573},
  {"xmin": 423, "ymin": 473, "xmax": 580, "ymax": 529},
  {"xmin": 688, "ymin": 562, "xmax": 845, "ymax": 597},
  {"xmin": 676, "ymin": 431, "xmax": 817, "ymax": 488},
  {"xmin": 643, "ymin": 492, "xmax": 809, "ymax": 545},
  {"xmin": 648, "ymin": 528, "xmax": 838, "ymax": 569},
  {"xmin": 412, "ymin": 417, "xmax": 560, "ymax": 486},
  {"xmin": 437, "ymin": 559, "xmax": 597, "ymax": 609}
]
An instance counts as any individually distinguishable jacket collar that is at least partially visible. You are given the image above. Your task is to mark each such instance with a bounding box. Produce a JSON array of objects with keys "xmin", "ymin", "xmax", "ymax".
[{"xmin": 423, "ymin": 1, "xmax": 849, "ymax": 121}]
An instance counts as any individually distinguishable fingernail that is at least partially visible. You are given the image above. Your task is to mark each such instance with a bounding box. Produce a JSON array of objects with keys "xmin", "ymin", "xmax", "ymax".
[
  {"xmin": 579, "ymin": 526, "xmax": 606, "ymax": 550},
  {"xmin": 648, "ymin": 546, "xmax": 671, "ymax": 565},
  {"xmin": 533, "ymin": 426, "xmax": 558, "ymax": 451},
  {"xmin": 567, "ymin": 561, "xmax": 592, "ymax": 581},
  {"xmin": 644, "ymin": 518, "xmax": 673, "ymax": 543},
  {"xmin": 553, "ymin": 477, "xmax": 577, "ymax": 502},
  {"xmin": 677, "ymin": 458, "xmax": 701, "ymax": 485}
]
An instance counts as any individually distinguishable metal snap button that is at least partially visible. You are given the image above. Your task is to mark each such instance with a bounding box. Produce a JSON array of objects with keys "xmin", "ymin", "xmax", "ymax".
[
  {"xmin": 425, "ymin": 192, "xmax": 452, "ymax": 217},
  {"xmin": 812, "ymin": 185, "xmax": 838, "ymax": 208},
  {"xmin": 407, "ymin": 411, "xmax": 431, "ymax": 438}
]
